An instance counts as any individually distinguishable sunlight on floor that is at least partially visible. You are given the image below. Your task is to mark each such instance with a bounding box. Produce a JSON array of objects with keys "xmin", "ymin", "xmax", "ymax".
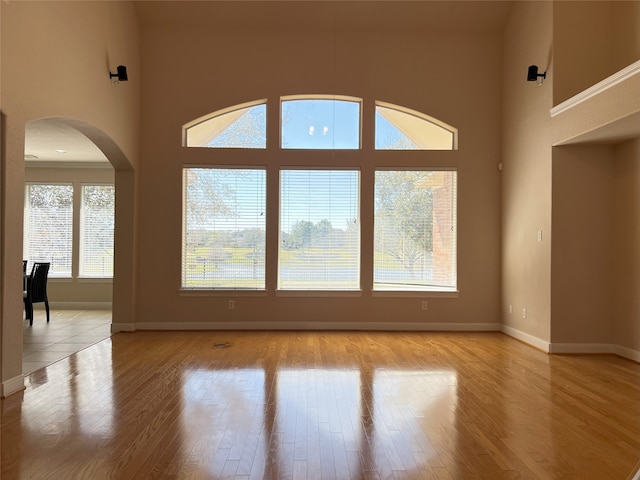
[{"xmin": 22, "ymin": 309, "xmax": 112, "ymax": 375}]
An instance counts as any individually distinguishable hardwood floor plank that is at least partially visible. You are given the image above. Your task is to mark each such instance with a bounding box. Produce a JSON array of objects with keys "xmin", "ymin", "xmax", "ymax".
[{"xmin": 3, "ymin": 331, "xmax": 640, "ymax": 479}]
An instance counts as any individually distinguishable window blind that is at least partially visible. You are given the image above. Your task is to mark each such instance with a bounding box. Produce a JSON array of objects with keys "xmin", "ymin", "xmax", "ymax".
[
  {"xmin": 279, "ymin": 169, "xmax": 360, "ymax": 290},
  {"xmin": 80, "ymin": 185, "xmax": 115, "ymax": 277},
  {"xmin": 374, "ymin": 170, "xmax": 457, "ymax": 290},
  {"xmin": 182, "ymin": 168, "xmax": 266, "ymax": 289},
  {"xmin": 24, "ymin": 184, "xmax": 73, "ymax": 277}
]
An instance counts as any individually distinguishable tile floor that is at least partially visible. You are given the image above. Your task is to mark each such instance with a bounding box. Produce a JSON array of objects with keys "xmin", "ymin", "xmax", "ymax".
[{"xmin": 22, "ymin": 309, "xmax": 112, "ymax": 375}]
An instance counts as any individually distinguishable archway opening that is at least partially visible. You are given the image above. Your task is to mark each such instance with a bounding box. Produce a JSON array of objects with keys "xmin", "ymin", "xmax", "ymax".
[{"xmin": 22, "ymin": 117, "xmax": 131, "ymax": 374}]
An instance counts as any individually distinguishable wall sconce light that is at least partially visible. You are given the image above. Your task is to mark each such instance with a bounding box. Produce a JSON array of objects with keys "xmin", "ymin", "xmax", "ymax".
[
  {"xmin": 527, "ymin": 65, "xmax": 546, "ymax": 85},
  {"xmin": 109, "ymin": 65, "xmax": 128, "ymax": 83}
]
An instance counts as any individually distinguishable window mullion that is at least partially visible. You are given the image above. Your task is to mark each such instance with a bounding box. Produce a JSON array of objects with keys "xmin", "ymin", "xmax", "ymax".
[{"xmin": 72, "ymin": 181, "xmax": 81, "ymax": 279}]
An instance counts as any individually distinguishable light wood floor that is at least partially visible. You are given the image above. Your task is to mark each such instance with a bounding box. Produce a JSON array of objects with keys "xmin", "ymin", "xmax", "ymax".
[{"xmin": 2, "ymin": 330, "xmax": 640, "ymax": 479}]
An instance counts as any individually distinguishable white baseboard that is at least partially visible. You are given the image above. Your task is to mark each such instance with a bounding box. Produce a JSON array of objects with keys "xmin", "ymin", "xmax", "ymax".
[
  {"xmin": 501, "ymin": 325, "xmax": 640, "ymax": 363},
  {"xmin": 549, "ymin": 343, "xmax": 640, "ymax": 362},
  {"xmin": 113, "ymin": 321, "xmax": 502, "ymax": 333},
  {"xmin": 111, "ymin": 323, "xmax": 135, "ymax": 333},
  {"xmin": 2, "ymin": 375, "xmax": 25, "ymax": 398},
  {"xmin": 614, "ymin": 344, "xmax": 640, "ymax": 363},
  {"xmin": 501, "ymin": 325, "xmax": 551, "ymax": 352},
  {"xmin": 110, "ymin": 321, "xmax": 640, "ymax": 363}
]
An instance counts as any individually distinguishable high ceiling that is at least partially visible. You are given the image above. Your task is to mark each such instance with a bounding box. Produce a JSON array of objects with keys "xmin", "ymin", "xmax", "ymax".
[
  {"xmin": 135, "ymin": 1, "xmax": 513, "ymax": 33},
  {"xmin": 26, "ymin": 1, "xmax": 513, "ymax": 166}
]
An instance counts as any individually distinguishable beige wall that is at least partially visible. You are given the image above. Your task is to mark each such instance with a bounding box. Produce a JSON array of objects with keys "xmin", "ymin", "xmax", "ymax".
[
  {"xmin": 0, "ymin": 1, "xmax": 140, "ymax": 395},
  {"xmin": 551, "ymin": 145, "xmax": 615, "ymax": 344},
  {"xmin": 549, "ymin": 1, "xmax": 640, "ymax": 351},
  {"xmin": 613, "ymin": 1, "xmax": 640, "ymax": 70},
  {"xmin": 136, "ymin": 9, "xmax": 503, "ymax": 327},
  {"xmin": 613, "ymin": 138, "xmax": 640, "ymax": 353},
  {"xmin": 503, "ymin": 1, "xmax": 640, "ymax": 352},
  {"xmin": 554, "ymin": 1, "xmax": 614, "ymax": 105},
  {"xmin": 501, "ymin": 1, "xmax": 553, "ymax": 344},
  {"xmin": 554, "ymin": 1, "xmax": 640, "ymax": 105},
  {"xmin": 550, "ymin": 139, "xmax": 640, "ymax": 353}
]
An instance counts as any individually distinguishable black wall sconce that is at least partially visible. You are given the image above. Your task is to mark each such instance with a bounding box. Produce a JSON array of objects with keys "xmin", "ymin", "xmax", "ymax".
[
  {"xmin": 109, "ymin": 65, "xmax": 128, "ymax": 83},
  {"xmin": 527, "ymin": 65, "xmax": 546, "ymax": 85}
]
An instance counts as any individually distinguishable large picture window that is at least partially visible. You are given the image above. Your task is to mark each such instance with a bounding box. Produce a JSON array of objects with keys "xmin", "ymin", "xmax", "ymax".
[
  {"xmin": 182, "ymin": 168, "xmax": 266, "ymax": 289},
  {"xmin": 24, "ymin": 184, "xmax": 73, "ymax": 278},
  {"xmin": 374, "ymin": 170, "xmax": 457, "ymax": 290},
  {"xmin": 279, "ymin": 169, "xmax": 360, "ymax": 290},
  {"xmin": 182, "ymin": 96, "xmax": 458, "ymax": 294}
]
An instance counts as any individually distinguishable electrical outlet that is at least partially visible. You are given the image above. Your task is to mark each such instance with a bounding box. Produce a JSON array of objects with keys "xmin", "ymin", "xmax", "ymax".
[
  {"xmin": 228, "ymin": 300, "xmax": 235, "ymax": 310},
  {"xmin": 421, "ymin": 301, "xmax": 428, "ymax": 311},
  {"xmin": 509, "ymin": 304, "xmax": 513, "ymax": 314},
  {"xmin": 522, "ymin": 307, "xmax": 527, "ymax": 319}
]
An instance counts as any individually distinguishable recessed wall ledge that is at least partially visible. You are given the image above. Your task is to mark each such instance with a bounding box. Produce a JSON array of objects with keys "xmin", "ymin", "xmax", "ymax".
[{"xmin": 550, "ymin": 59, "xmax": 640, "ymax": 146}]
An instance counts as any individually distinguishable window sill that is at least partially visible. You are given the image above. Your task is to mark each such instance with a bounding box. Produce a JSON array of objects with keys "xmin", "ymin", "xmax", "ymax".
[
  {"xmin": 178, "ymin": 288, "xmax": 456, "ymax": 298},
  {"xmin": 372, "ymin": 289, "xmax": 458, "ymax": 298},
  {"xmin": 276, "ymin": 290, "xmax": 362, "ymax": 298},
  {"xmin": 77, "ymin": 277, "xmax": 113, "ymax": 283},
  {"xmin": 179, "ymin": 289, "xmax": 267, "ymax": 297}
]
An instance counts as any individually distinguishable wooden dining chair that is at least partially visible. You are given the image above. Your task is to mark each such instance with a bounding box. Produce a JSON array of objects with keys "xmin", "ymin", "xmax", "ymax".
[{"xmin": 24, "ymin": 262, "xmax": 51, "ymax": 326}]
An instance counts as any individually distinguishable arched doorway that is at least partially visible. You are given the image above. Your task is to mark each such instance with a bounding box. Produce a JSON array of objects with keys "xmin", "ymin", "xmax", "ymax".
[{"xmin": 22, "ymin": 117, "xmax": 132, "ymax": 373}]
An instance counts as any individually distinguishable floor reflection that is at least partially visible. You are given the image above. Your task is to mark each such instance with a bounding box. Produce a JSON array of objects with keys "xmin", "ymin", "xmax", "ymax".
[
  {"xmin": 3, "ymin": 331, "xmax": 640, "ymax": 479},
  {"xmin": 179, "ymin": 362, "xmax": 458, "ymax": 478},
  {"xmin": 21, "ymin": 343, "xmax": 114, "ymax": 438}
]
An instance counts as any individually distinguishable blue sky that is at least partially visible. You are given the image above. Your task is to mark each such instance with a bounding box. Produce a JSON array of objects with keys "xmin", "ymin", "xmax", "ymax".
[{"xmin": 281, "ymin": 99, "xmax": 361, "ymax": 149}]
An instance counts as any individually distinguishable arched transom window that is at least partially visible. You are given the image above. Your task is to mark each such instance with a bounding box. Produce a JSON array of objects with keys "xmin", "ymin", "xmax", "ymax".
[{"xmin": 184, "ymin": 100, "xmax": 267, "ymax": 149}]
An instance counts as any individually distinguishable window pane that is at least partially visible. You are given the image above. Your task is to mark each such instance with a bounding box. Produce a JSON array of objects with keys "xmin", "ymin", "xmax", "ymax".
[
  {"xmin": 375, "ymin": 103, "xmax": 456, "ymax": 150},
  {"xmin": 374, "ymin": 170, "xmax": 457, "ymax": 290},
  {"xmin": 281, "ymin": 98, "xmax": 361, "ymax": 149},
  {"xmin": 182, "ymin": 168, "xmax": 266, "ymax": 289},
  {"xmin": 185, "ymin": 103, "xmax": 266, "ymax": 149},
  {"xmin": 279, "ymin": 169, "xmax": 360, "ymax": 290},
  {"xmin": 24, "ymin": 184, "xmax": 73, "ymax": 277},
  {"xmin": 80, "ymin": 185, "xmax": 114, "ymax": 277}
]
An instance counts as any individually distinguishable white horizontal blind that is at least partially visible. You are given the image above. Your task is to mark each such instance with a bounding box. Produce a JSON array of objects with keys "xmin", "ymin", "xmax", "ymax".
[
  {"xmin": 182, "ymin": 168, "xmax": 266, "ymax": 289},
  {"xmin": 374, "ymin": 170, "xmax": 457, "ymax": 290},
  {"xmin": 279, "ymin": 169, "xmax": 360, "ymax": 290},
  {"xmin": 80, "ymin": 185, "xmax": 115, "ymax": 277},
  {"xmin": 24, "ymin": 184, "xmax": 73, "ymax": 277}
]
